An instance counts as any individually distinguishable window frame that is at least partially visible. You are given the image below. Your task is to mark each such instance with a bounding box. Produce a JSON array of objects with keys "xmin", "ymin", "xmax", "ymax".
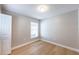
[{"xmin": 31, "ymin": 22, "xmax": 39, "ymax": 39}]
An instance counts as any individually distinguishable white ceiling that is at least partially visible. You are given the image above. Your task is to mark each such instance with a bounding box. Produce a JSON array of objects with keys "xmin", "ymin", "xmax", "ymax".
[{"xmin": 2, "ymin": 4, "xmax": 79, "ymax": 20}]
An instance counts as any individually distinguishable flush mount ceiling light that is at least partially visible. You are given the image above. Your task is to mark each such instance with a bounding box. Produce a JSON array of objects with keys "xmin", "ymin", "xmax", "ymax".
[{"xmin": 37, "ymin": 5, "xmax": 48, "ymax": 12}]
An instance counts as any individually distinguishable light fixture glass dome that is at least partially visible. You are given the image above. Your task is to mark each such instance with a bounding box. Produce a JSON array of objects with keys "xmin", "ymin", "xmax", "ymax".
[{"xmin": 37, "ymin": 5, "xmax": 48, "ymax": 12}]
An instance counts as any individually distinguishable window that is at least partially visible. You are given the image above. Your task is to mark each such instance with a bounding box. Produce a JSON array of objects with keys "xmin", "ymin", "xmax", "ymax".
[{"xmin": 31, "ymin": 22, "xmax": 38, "ymax": 38}]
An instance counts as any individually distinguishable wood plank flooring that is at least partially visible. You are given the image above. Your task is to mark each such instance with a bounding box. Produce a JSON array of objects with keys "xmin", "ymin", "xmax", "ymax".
[{"xmin": 11, "ymin": 40, "xmax": 79, "ymax": 55}]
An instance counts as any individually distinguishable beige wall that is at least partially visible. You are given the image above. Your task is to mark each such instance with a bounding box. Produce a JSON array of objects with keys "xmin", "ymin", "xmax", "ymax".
[
  {"xmin": 0, "ymin": 5, "xmax": 1, "ymax": 13},
  {"xmin": 0, "ymin": 5, "xmax": 2, "ymax": 54},
  {"xmin": 77, "ymin": 9, "xmax": 79, "ymax": 49},
  {"xmin": 0, "ymin": 5, "xmax": 1, "ymax": 12},
  {"xmin": 2, "ymin": 11, "xmax": 40, "ymax": 48},
  {"xmin": 41, "ymin": 10, "xmax": 78, "ymax": 50},
  {"xmin": 0, "ymin": 4, "xmax": 1, "ymax": 54}
]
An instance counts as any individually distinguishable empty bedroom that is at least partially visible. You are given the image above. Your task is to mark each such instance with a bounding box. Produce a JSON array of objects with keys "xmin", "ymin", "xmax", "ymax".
[{"xmin": 0, "ymin": 4, "xmax": 79, "ymax": 55}]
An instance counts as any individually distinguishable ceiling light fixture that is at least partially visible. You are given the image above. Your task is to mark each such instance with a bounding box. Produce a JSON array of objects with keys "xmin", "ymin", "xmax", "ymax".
[{"xmin": 37, "ymin": 5, "xmax": 48, "ymax": 12}]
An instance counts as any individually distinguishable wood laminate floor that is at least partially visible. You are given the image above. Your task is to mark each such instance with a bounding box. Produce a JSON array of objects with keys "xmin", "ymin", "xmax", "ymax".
[{"xmin": 12, "ymin": 40, "xmax": 79, "ymax": 55}]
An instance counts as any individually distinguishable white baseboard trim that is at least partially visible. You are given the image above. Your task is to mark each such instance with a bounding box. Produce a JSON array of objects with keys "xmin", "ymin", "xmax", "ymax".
[
  {"xmin": 41, "ymin": 39, "xmax": 79, "ymax": 53},
  {"xmin": 12, "ymin": 39, "xmax": 39, "ymax": 50}
]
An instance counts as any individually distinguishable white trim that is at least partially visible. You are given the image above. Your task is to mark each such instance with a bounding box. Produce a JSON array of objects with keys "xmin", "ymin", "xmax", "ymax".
[
  {"xmin": 41, "ymin": 39, "xmax": 79, "ymax": 53},
  {"xmin": 12, "ymin": 39, "xmax": 39, "ymax": 50}
]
